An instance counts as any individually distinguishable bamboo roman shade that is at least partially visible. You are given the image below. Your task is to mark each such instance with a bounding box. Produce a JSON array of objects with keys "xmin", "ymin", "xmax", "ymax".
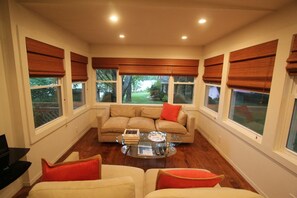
[
  {"xmin": 227, "ymin": 40, "xmax": 278, "ymax": 93},
  {"xmin": 203, "ymin": 54, "xmax": 224, "ymax": 84},
  {"xmin": 26, "ymin": 37, "xmax": 65, "ymax": 77},
  {"xmin": 286, "ymin": 34, "xmax": 297, "ymax": 75},
  {"xmin": 92, "ymin": 57, "xmax": 199, "ymax": 76},
  {"xmin": 71, "ymin": 52, "xmax": 88, "ymax": 81}
]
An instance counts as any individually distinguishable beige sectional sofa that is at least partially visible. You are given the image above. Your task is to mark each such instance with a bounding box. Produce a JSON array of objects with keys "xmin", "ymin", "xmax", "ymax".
[
  {"xmin": 28, "ymin": 152, "xmax": 264, "ymax": 198},
  {"xmin": 97, "ymin": 105, "xmax": 196, "ymax": 143}
]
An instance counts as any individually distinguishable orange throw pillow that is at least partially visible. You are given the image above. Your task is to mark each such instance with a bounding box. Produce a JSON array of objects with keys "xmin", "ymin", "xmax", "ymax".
[
  {"xmin": 42, "ymin": 154, "xmax": 102, "ymax": 182},
  {"xmin": 156, "ymin": 169, "xmax": 224, "ymax": 190},
  {"xmin": 160, "ymin": 103, "xmax": 181, "ymax": 122}
]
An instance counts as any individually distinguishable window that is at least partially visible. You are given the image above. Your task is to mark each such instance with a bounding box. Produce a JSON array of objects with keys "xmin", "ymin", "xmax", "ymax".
[
  {"xmin": 229, "ymin": 89, "xmax": 269, "ymax": 135},
  {"xmin": 96, "ymin": 69, "xmax": 117, "ymax": 102},
  {"xmin": 205, "ymin": 85, "xmax": 221, "ymax": 112},
  {"xmin": 30, "ymin": 77, "xmax": 63, "ymax": 128},
  {"xmin": 72, "ymin": 82, "xmax": 85, "ymax": 109},
  {"xmin": 287, "ymin": 100, "xmax": 297, "ymax": 154},
  {"xmin": 173, "ymin": 76, "xmax": 194, "ymax": 104},
  {"xmin": 122, "ymin": 75, "xmax": 168, "ymax": 104}
]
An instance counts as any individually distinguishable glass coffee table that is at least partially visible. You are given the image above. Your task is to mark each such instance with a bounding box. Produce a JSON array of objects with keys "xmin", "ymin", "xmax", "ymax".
[{"xmin": 117, "ymin": 131, "xmax": 180, "ymax": 166}]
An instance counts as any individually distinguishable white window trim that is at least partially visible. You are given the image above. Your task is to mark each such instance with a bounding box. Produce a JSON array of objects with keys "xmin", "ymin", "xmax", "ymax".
[
  {"xmin": 95, "ymin": 69, "xmax": 118, "ymax": 104},
  {"xmin": 172, "ymin": 76, "xmax": 196, "ymax": 105},
  {"xmin": 278, "ymin": 77, "xmax": 297, "ymax": 159}
]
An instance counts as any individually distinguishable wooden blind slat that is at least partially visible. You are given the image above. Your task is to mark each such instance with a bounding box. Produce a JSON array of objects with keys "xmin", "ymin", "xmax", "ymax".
[
  {"xmin": 26, "ymin": 37, "xmax": 64, "ymax": 59},
  {"xmin": 230, "ymin": 40, "xmax": 278, "ymax": 62},
  {"xmin": 71, "ymin": 52, "xmax": 88, "ymax": 64},
  {"xmin": 93, "ymin": 57, "xmax": 199, "ymax": 76},
  {"xmin": 203, "ymin": 54, "xmax": 224, "ymax": 84},
  {"xmin": 119, "ymin": 65, "xmax": 171, "ymax": 75},
  {"xmin": 171, "ymin": 66, "xmax": 198, "ymax": 76},
  {"xmin": 27, "ymin": 53, "xmax": 65, "ymax": 77},
  {"xmin": 71, "ymin": 62, "xmax": 88, "ymax": 81},
  {"xmin": 286, "ymin": 34, "xmax": 297, "ymax": 75},
  {"xmin": 26, "ymin": 38, "xmax": 65, "ymax": 77},
  {"xmin": 71, "ymin": 52, "xmax": 88, "ymax": 82},
  {"xmin": 227, "ymin": 40, "xmax": 278, "ymax": 93}
]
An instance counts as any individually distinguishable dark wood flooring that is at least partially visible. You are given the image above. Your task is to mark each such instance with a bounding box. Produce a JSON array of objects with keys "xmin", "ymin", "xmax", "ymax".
[{"xmin": 13, "ymin": 128, "xmax": 256, "ymax": 197}]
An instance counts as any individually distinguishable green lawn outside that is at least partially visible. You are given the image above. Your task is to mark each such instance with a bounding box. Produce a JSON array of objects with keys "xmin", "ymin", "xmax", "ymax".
[{"xmin": 123, "ymin": 91, "xmax": 164, "ymax": 104}]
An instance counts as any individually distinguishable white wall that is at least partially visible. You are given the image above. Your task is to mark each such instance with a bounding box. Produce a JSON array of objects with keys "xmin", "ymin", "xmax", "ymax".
[
  {"xmin": 198, "ymin": 2, "xmax": 297, "ymax": 198},
  {"xmin": 0, "ymin": 0, "xmax": 92, "ymax": 197}
]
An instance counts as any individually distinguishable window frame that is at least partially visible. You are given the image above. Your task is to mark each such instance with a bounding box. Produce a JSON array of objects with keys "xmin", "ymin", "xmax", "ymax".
[
  {"xmin": 279, "ymin": 77, "xmax": 297, "ymax": 158},
  {"xmin": 204, "ymin": 83, "xmax": 221, "ymax": 113},
  {"xmin": 72, "ymin": 81, "xmax": 86, "ymax": 110},
  {"xmin": 172, "ymin": 76, "xmax": 195, "ymax": 105},
  {"xmin": 95, "ymin": 69, "xmax": 118, "ymax": 103}
]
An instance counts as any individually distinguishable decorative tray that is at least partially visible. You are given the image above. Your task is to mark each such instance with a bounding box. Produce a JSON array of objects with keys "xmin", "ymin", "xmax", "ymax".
[{"xmin": 148, "ymin": 131, "xmax": 166, "ymax": 142}]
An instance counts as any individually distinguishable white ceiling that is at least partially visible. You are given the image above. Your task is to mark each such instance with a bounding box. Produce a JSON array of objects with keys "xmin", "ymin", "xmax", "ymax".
[{"xmin": 18, "ymin": 0, "xmax": 294, "ymax": 47}]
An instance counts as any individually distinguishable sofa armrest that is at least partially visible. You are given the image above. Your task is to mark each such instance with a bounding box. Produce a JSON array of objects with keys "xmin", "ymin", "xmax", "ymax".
[
  {"xmin": 186, "ymin": 114, "xmax": 196, "ymax": 134},
  {"xmin": 97, "ymin": 108, "xmax": 110, "ymax": 132},
  {"xmin": 63, "ymin": 152, "xmax": 79, "ymax": 162}
]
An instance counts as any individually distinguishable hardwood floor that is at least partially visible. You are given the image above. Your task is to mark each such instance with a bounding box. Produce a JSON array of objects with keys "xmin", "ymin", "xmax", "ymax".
[{"xmin": 13, "ymin": 128, "xmax": 256, "ymax": 197}]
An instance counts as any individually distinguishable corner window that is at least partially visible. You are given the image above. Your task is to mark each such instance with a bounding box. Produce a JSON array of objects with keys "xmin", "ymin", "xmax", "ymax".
[
  {"xmin": 96, "ymin": 69, "xmax": 117, "ymax": 103},
  {"xmin": 122, "ymin": 75, "xmax": 168, "ymax": 104},
  {"xmin": 72, "ymin": 82, "xmax": 85, "ymax": 109},
  {"xmin": 173, "ymin": 76, "xmax": 194, "ymax": 104},
  {"xmin": 30, "ymin": 77, "xmax": 63, "ymax": 128},
  {"xmin": 229, "ymin": 89, "xmax": 269, "ymax": 135},
  {"xmin": 204, "ymin": 85, "xmax": 221, "ymax": 112}
]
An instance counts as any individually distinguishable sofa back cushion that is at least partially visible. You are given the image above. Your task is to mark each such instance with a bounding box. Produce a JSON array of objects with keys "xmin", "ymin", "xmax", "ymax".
[
  {"xmin": 141, "ymin": 107, "xmax": 162, "ymax": 119},
  {"xmin": 111, "ymin": 105, "xmax": 136, "ymax": 117},
  {"xmin": 28, "ymin": 177, "xmax": 135, "ymax": 198}
]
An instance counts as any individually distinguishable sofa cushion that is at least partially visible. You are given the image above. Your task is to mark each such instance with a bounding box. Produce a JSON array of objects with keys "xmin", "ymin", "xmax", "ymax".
[
  {"xmin": 111, "ymin": 105, "xmax": 136, "ymax": 117},
  {"xmin": 144, "ymin": 168, "xmax": 220, "ymax": 196},
  {"xmin": 144, "ymin": 188, "xmax": 264, "ymax": 198},
  {"xmin": 141, "ymin": 107, "xmax": 162, "ymax": 119},
  {"xmin": 155, "ymin": 120, "xmax": 187, "ymax": 134},
  {"xmin": 101, "ymin": 117, "xmax": 130, "ymax": 133},
  {"xmin": 160, "ymin": 103, "xmax": 181, "ymax": 122},
  {"xmin": 156, "ymin": 169, "xmax": 224, "ymax": 190},
  {"xmin": 127, "ymin": 117, "xmax": 156, "ymax": 132},
  {"xmin": 28, "ymin": 177, "xmax": 135, "ymax": 198},
  {"xmin": 41, "ymin": 155, "xmax": 102, "ymax": 182}
]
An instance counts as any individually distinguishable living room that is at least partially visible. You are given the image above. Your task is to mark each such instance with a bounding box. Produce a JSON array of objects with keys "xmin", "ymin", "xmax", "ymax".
[{"xmin": 0, "ymin": 0, "xmax": 297, "ymax": 197}]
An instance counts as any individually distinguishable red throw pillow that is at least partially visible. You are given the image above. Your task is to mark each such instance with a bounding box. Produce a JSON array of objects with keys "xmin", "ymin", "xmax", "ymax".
[
  {"xmin": 156, "ymin": 169, "xmax": 224, "ymax": 190},
  {"xmin": 160, "ymin": 103, "xmax": 181, "ymax": 122},
  {"xmin": 42, "ymin": 154, "xmax": 102, "ymax": 182}
]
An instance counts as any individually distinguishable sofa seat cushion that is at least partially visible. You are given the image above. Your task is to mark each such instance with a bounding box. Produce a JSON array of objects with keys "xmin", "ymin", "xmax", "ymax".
[
  {"xmin": 144, "ymin": 188, "xmax": 264, "ymax": 198},
  {"xmin": 101, "ymin": 117, "xmax": 129, "ymax": 133},
  {"xmin": 28, "ymin": 177, "xmax": 135, "ymax": 198},
  {"xmin": 127, "ymin": 117, "xmax": 156, "ymax": 132},
  {"xmin": 155, "ymin": 120, "xmax": 187, "ymax": 134}
]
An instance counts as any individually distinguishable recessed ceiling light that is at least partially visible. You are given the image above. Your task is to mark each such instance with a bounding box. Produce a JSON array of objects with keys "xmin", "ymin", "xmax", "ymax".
[
  {"xmin": 119, "ymin": 34, "xmax": 125, "ymax": 38},
  {"xmin": 109, "ymin": 15, "xmax": 118, "ymax": 23},
  {"xmin": 181, "ymin": 35, "xmax": 188, "ymax": 40},
  {"xmin": 198, "ymin": 18, "xmax": 207, "ymax": 24}
]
